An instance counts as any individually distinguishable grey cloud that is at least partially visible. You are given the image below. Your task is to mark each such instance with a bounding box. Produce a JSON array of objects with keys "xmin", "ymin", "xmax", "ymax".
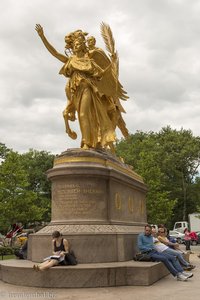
[{"xmin": 1, "ymin": 0, "xmax": 200, "ymax": 154}]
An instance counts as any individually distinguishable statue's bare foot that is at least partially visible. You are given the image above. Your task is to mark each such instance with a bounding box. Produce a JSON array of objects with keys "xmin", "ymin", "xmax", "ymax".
[{"xmin": 82, "ymin": 144, "xmax": 90, "ymax": 150}]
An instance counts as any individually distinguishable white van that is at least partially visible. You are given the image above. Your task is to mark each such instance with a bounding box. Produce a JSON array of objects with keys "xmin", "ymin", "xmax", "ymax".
[{"xmin": 173, "ymin": 221, "xmax": 188, "ymax": 233}]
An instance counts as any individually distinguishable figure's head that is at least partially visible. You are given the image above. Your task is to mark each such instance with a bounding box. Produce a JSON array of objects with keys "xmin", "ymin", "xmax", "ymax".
[
  {"xmin": 158, "ymin": 227, "xmax": 166, "ymax": 237},
  {"xmin": 65, "ymin": 33, "xmax": 74, "ymax": 49},
  {"xmin": 65, "ymin": 29, "xmax": 88, "ymax": 53},
  {"xmin": 151, "ymin": 226, "xmax": 157, "ymax": 237},
  {"xmin": 52, "ymin": 231, "xmax": 61, "ymax": 239},
  {"xmin": 144, "ymin": 224, "xmax": 152, "ymax": 236},
  {"xmin": 87, "ymin": 36, "xmax": 96, "ymax": 50},
  {"xmin": 73, "ymin": 38, "xmax": 87, "ymax": 54}
]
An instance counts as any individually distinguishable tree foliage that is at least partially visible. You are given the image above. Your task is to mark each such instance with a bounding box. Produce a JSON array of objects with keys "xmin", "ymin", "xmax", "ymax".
[
  {"xmin": 21, "ymin": 149, "xmax": 54, "ymax": 222},
  {"xmin": 0, "ymin": 143, "xmax": 11, "ymax": 160},
  {"xmin": 0, "ymin": 148, "xmax": 54, "ymax": 232},
  {"xmin": 116, "ymin": 127, "xmax": 200, "ymax": 228}
]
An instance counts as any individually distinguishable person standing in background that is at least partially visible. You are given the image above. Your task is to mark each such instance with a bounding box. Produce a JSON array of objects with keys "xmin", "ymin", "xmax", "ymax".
[{"xmin": 184, "ymin": 228, "xmax": 191, "ymax": 251}]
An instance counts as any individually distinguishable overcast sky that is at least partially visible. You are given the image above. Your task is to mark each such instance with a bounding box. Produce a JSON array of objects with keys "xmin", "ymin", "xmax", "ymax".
[{"xmin": 1, "ymin": 0, "xmax": 200, "ymax": 154}]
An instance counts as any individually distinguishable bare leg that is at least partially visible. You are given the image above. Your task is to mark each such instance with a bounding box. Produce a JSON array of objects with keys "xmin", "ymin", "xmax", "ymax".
[
  {"xmin": 33, "ymin": 259, "xmax": 59, "ymax": 271},
  {"xmin": 39, "ymin": 259, "xmax": 59, "ymax": 270},
  {"xmin": 38, "ymin": 260, "xmax": 52, "ymax": 268},
  {"xmin": 33, "ymin": 260, "xmax": 50, "ymax": 271}
]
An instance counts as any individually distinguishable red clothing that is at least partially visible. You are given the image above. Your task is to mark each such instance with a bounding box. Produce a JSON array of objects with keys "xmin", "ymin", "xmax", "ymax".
[
  {"xmin": 184, "ymin": 230, "xmax": 191, "ymax": 241},
  {"xmin": 189, "ymin": 231, "xmax": 198, "ymax": 240}
]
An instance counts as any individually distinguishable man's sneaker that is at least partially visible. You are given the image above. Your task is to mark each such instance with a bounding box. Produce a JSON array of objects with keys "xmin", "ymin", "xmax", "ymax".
[
  {"xmin": 182, "ymin": 271, "xmax": 193, "ymax": 278},
  {"xmin": 177, "ymin": 273, "xmax": 188, "ymax": 281}
]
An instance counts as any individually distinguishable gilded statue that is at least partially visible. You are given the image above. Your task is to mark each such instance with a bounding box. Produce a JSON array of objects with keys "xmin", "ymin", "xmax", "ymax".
[{"xmin": 35, "ymin": 23, "xmax": 129, "ymax": 151}]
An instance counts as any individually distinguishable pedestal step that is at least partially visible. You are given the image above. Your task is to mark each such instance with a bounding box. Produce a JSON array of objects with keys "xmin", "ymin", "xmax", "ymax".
[{"xmin": 0, "ymin": 259, "xmax": 169, "ymax": 288}]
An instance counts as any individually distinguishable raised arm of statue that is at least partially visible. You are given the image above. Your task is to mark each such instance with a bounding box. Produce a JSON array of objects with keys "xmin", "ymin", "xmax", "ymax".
[{"xmin": 35, "ymin": 24, "xmax": 68, "ymax": 63}]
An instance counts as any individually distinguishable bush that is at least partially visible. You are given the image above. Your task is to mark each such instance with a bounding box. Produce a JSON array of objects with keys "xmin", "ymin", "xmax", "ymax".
[{"xmin": 0, "ymin": 246, "xmax": 14, "ymax": 259}]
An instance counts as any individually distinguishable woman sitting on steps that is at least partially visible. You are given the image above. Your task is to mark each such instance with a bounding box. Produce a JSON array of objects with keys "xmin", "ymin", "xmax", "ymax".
[{"xmin": 33, "ymin": 231, "xmax": 69, "ymax": 271}]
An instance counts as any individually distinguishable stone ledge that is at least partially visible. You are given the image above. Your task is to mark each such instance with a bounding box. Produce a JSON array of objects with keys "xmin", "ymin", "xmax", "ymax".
[
  {"xmin": 37, "ymin": 224, "xmax": 145, "ymax": 234},
  {"xmin": 0, "ymin": 259, "xmax": 169, "ymax": 288}
]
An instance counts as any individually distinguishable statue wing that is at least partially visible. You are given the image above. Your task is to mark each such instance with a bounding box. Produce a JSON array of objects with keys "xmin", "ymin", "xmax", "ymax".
[{"xmin": 90, "ymin": 49, "xmax": 128, "ymax": 102}]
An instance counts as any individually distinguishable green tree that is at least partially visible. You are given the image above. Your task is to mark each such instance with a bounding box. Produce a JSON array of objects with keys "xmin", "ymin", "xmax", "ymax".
[
  {"xmin": 0, "ymin": 143, "xmax": 11, "ymax": 160},
  {"xmin": 155, "ymin": 127, "xmax": 200, "ymax": 223},
  {"xmin": 20, "ymin": 149, "xmax": 55, "ymax": 222},
  {"xmin": 0, "ymin": 151, "xmax": 46, "ymax": 232},
  {"xmin": 188, "ymin": 177, "xmax": 200, "ymax": 213}
]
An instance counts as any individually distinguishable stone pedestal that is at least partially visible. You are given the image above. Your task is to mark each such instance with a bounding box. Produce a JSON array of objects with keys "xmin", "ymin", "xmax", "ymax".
[{"xmin": 29, "ymin": 149, "xmax": 147, "ymax": 263}]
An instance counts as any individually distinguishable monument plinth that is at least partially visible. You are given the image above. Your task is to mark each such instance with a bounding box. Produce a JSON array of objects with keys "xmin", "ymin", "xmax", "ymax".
[{"xmin": 29, "ymin": 149, "xmax": 147, "ymax": 263}]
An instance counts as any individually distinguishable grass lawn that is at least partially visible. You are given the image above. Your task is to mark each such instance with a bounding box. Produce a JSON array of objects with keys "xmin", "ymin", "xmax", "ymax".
[{"xmin": 0, "ymin": 255, "xmax": 15, "ymax": 260}]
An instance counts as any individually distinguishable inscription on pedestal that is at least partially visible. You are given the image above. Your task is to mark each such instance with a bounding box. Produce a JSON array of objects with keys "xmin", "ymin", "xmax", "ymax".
[{"xmin": 52, "ymin": 180, "xmax": 107, "ymax": 221}]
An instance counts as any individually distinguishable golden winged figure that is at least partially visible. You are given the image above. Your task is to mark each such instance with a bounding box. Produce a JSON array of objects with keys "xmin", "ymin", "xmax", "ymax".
[{"xmin": 35, "ymin": 23, "xmax": 129, "ymax": 151}]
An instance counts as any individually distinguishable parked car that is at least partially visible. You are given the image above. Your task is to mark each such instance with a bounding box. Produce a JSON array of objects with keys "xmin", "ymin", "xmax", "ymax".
[{"xmin": 169, "ymin": 230, "xmax": 185, "ymax": 243}]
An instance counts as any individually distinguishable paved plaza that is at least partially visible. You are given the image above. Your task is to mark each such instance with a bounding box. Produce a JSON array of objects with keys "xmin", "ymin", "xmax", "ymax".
[{"xmin": 0, "ymin": 245, "xmax": 199, "ymax": 300}]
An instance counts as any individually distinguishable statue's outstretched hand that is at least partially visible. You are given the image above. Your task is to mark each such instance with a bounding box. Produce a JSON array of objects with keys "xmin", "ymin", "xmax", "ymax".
[{"xmin": 35, "ymin": 24, "xmax": 44, "ymax": 37}]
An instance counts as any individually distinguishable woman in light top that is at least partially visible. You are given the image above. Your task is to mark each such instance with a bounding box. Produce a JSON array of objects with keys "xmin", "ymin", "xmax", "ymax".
[{"xmin": 155, "ymin": 227, "xmax": 195, "ymax": 271}]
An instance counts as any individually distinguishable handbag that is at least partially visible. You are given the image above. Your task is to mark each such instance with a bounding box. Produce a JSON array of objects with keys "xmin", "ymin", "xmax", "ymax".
[
  {"xmin": 65, "ymin": 250, "xmax": 78, "ymax": 265},
  {"xmin": 133, "ymin": 252, "xmax": 152, "ymax": 262}
]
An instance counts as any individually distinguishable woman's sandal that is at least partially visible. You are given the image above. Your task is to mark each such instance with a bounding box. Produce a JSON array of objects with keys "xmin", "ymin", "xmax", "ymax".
[{"xmin": 33, "ymin": 264, "xmax": 40, "ymax": 271}]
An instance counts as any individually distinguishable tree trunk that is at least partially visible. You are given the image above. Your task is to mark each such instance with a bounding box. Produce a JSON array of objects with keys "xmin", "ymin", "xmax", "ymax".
[{"xmin": 182, "ymin": 173, "xmax": 187, "ymax": 220}]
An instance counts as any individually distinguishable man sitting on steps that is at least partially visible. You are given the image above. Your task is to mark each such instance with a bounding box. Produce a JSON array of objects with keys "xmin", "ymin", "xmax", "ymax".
[{"xmin": 137, "ymin": 224, "xmax": 193, "ymax": 281}]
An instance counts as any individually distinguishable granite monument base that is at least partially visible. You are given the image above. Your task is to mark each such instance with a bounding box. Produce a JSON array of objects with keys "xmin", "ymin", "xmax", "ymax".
[
  {"xmin": 0, "ymin": 259, "xmax": 169, "ymax": 287},
  {"xmin": 29, "ymin": 149, "xmax": 147, "ymax": 263}
]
